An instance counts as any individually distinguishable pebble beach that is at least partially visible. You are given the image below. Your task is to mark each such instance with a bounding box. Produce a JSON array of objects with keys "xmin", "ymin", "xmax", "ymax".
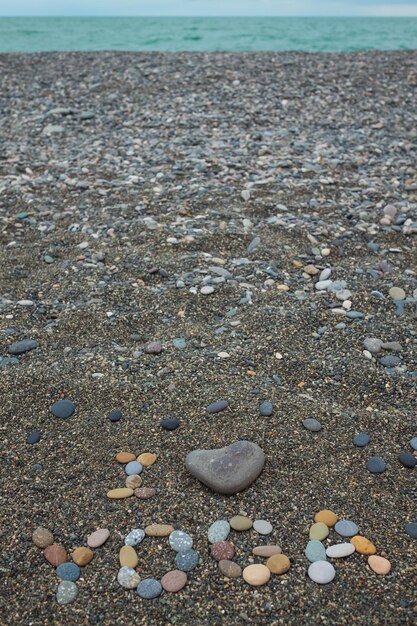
[{"xmin": 0, "ymin": 50, "xmax": 416, "ymax": 625}]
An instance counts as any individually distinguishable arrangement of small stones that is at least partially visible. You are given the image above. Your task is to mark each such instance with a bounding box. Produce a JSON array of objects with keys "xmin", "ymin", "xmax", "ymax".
[
  {"xmin": 117, "ymin": 526, "xmax": 198, "ymax": 598},
  {"xmin": 32, "ymin": 526, "xmax": 110, "ymax": 604},
  {"xmin": 107, "ymin": 451, "xmax": 158, "ymax": 500},
  {"xmin": 306, "ymin": 510, "xmax": 391, "ymax": 583}
]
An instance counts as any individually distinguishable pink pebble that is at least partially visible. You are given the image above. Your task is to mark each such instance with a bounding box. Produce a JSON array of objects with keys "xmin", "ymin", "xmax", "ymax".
[{"xmin": 87, "ymin": 528, "xmax": 110, "ymax": 548}]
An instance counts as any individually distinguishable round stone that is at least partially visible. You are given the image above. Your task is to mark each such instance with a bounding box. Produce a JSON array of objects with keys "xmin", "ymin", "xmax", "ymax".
[
  {"xmin": 145, "ymin": 524, "xmax": 174, "ymax": 537},
  {"xmin": 125, "ymin": 529, "xmax": 145, "ymax": 546},
  {"xmin": 399, "ymin": 452, "xmax": 417, "ymax": 468},
  {"xmin": 229, "ymin": 515, "xmax": 253, "ymax": 531},
  {"xmin": 207, "ymin": 399, "xmax": 228, "ymax": 414},
  {"xmin": 137, "ymin": 452, "xmax": 157, "ymax": 467},
  {"xmin": 201, "ymin": 285, "xmax": 214, "ymax": 295},
  {"xmin": 303, "ymin": 418, "xmax": 322, "ymax": 432},
  {"xmin": 405, "ymin": 521, "xmax": 417, "ymax": 539},
  {"xmin": 266, "ymin": 554, "xmax": 290, "ymax": 574},
  {"xmin": 253, "ymin": 520, "xmax": 273, "ymax": 535},
  {"xmin": 126, "ymin": 475, "xmax": 142, "ymax": 489},
  {"xmin": 314, "ymin": 510, "xmax": 337, "ymax": 527},
  {"xmin": 353, "ymin": 433, "xmax": 371, "ymax": 447},
  {"xmin": 87, "ymin": 528, "xmax": 110, "ymax": 548},
  {"xmin": 175, "ymin": 549, "xmax": 199, "ymax": 572},
  {"xmin": 308, "ymin": 561, "xmax": 336, "ymax": 584},
  {"xmin": 56, "ymin": 563, "xmax": 80, "ymax": 582},
  {"xmin": 72, "ymin": 547, "xmax": 94, "ymax": 566},
  {"xmin": 389, "ymin": 286, "xmax": 406, "ymax": 300},
  {"xmin": 160, "ymin": 418, "xmax": 180, "ymax": 430},
  {"xmin": 119, "ymin": 545, "xmax": 138, "ymax": 568},
  {"xmin": 8, "ymin": 338, "xmax": 38, "ymax": 354},
  {"xmin": 252, "ymin": 545, "xmax": 282, "ymax": 557},
  {"xmin": 326, "ymin": 543, "xmax": 355, "ymax": 558},
  {"xmin": 161, "ymin": 570, "xmax": 187, "ymax": 592},
  {"xmin": 218, "ymin": 560, "xmax": 242, "ymax": 578},
  {"xmin": 368, "ymin": 555, "xmax": 391, "ymax": 575},
  {"xmin": 208, "ymin": 520, "xmax": 230, "ymax": 543},
  {"xmin": 125, "ymin": 461, "xmax": 143, "ymax": 476},
  {"xmin": 44, "ymin": 544, "xmax": 67, "ymax": 567},
  {"xmin": 50, "ymin": 399, "xmax": 75, "ymax": 419},
  {"xmin": 169, "ymin": 530, "xmax": 193, "ymax": 552},
  {"xmin": 118, "ymin": 566, "xmax": 140, "ymax": 589},
  {"xmin": 27, "ymin": 430, "xmax": 42, "ymax": 444},
  {"xmin": 137, "ymin": 578, "xmax": 162, "ymax": 599},
  {"xmin": 134, "ymin": 487, "xmax": 156, "ymax": 499},
  {"xmin": 309, "ymin": 522, "xmax": 329, "ymax": 541},
  {"xmin": 242, "ymin": 564, "xmax": 271, "ymax": 586},
  {"xmin": 363, "ymin": 338, "xmax": 383, "ymax": 354},
  {"xmin": 210, "ymin": 541, "xmax": 235, "ymax": 561},
  {"xmin": 351, "ymin": 536, "xmax": 376, "ymax": 555},
  {"xmin": 116, "ymin": 451, "xmax": 136, "ymax": 463},
  {"xmin": 335, "ymin": 520, "xmax": 359, "ymax": 537},
  {"xmin": 410, "ymin": 438, "xmax": 417, "ymax": 451},
  {"xmin": 367, "ymin": 456, "xmax": 386, "ymax": 474},
  {"xmin": 259, "ymin": 401, "xmax": 273, "ymax": 416},
  {"xmin": 32, "ymin": 527, "xmax": 53, "ymax": 548},
  {"xmin": 108, "ymin": 409, "xmax": 122, "ymax": 422},
  {"xmin": 56, "ymin": 581, "xmax": 78, "ymax": 604},
  {"xmin": 107, "ymin": 488, "xmax": 133, "ymax": 499},
  {"xmin": 305, "ymin": 540, "xmax": 327, "ymax": 563}
]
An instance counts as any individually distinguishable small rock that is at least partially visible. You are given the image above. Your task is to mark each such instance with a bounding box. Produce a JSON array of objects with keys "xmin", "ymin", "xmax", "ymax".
[
  {"xmin": 399, "ymin": 452, "xmax": 416, "ymax": 468},
  {"xmin": 125, "ymin": 461, "xmax": 143, "ymax": 476},
  {"xmin": 314, "ymin": 510, "xmax": 337, "ymax": 527},
  {"xmin": 389, "ymin": 287, "xmax": 406, "ymax": 300},
  {"xmin": 137, "ymin": 578, "xmax": 162, "ymax": 599},
  {"xmin": 252, "ymin": 545, "xmax": 282, "ymax": 557},
  {"xmin": 160, "ymin": 418, "xmax": 180, "ymax": 430},
  {"xmin": 126, "ymin": 475, "xmax": 142, "ymax": 489},
  {"xmin": 405, "ymin": 521, "xmax": 417, "ymax": 539},
  {"xmin": 145, "ymin": 341, "xmax": 162, "ymax": 354},
  {"xmin": 8, "ymin": 339, "xmax": 38, "ymax": 354},
  {"xmin": 207, "ymin": 399, "xmax": 228, "ymax": 414},
  {"xmin": 50, "ymin": 399, "xmax": 75, "ymax": 419},
  {"xmin": 116, "ymin": 451, "xmax": 136, "ymax": 463},
  {"xmin": 44, "ymin": 544, "xmax": 68, "ymax": 566},
  {"xmin": 305, "ymin": 540, "xmax": 327, "ymax": 563},
  {"xmin": 351, "ymin": 536, "xmax": 376, "ymax": 555},
  {"xmin": 87, "ymin": 528, "xmax": 110, "ymax": 548},
  {"xmin": 72, "ymin": 547, "xmax": 94, "ymax": 566},
  {"xmin": 119, "ymin": 545, "xmax": 138, "ymax": 568},
  {"xmin": 56, "ymin": 581, "xmax": 78, "ymax": 605},
  {"xmin": 56, "ymin": 563, "xmax": 80, "ymax": 582},
  {"xmin": 335, "ymin": 520, "xmax": 359, "ymax": 537},
  {"xmin": 137, "ymin": 452, "xmax": 157, "ymax": 466},
  {"xmin": 125, "ymin": 529, "xmax": 145, "ymax": 547},
  {"xmin": 108, "ymin": 409, "xmax": 122, "ymax": 422},
  {"xmin": 218, "ymin": 560, "xmax": 242, "ymax": 578},
  {"xmin": 242, "ymin": 564, "xmax": 271, "ymax": 586},
  {"xmin": 211, "ymin": 541, "xmax": 235, "ymax": 561},
  {"xmin": 266, "ymin": 554, "xmax": 290, "ymax": 574},
  {"xmin": 303, "ymin": 418, "xmax": 322, "ymax": 432},
  {"xmin": 325, "ymin": 543, "xmax": 355, "ymax": 559},
  {"xmin": 363, "ymin": 338, "xmax": 383, "ymax": 354},
  {"xmin": 259, "ymin": 401, "xmax": 273, "ymax": 416},
  {"xmin": 410, "ymin": 438, "xmax": 417, "ymax": 451},
  {"xmin": 367, "ymin": 456, "xmax": 386, "ymax": 474},
  {"xmin": 253, "ymin": 520, "xmax": 273, "ymax": 535},
  {"xmin": 32, "ymin": 527, "xmax": 54, "ymax": 548},
  {"xmin": 229, "ymin": 515, "xmax": 253, "ymax": 531},
  {"xmin": 161, "ymin": 570, "xmax": 187, "ymax": 592},
  {"xmin": 145, "ymin": 524, "xmax": 174, "ymax": 537},
  {"xmin": 303, "ymin": 264, "xmax": 319, "ymax": 276},
  {"xmin": 134, "ymin": 487, "xmax": 156, "ymax": 499},
  {"xmin": 368, "ymin": 555, "xmax": 391, "ymax": 575},
  {"xmin": 175, "ymin": 549, "xmax": 200, "ymax": 572},
  {"xmin": 208, "ymin": 520, "xmax": 230, "ymax": 544},
  {"xmin": 118, "ymin": 566, "xmax": 140, "ymax": 589},
  {"xmin": 353, "ymin": 433, "xmax": 370, "ymax": 447},
  {"xmin": 169, "ymin": 530, "xmax": 193, "ymax": 552},
  {"xmin": 308, "ymin": 561, "xmax": 335, "ymax": 584},
  {"xmin": 201, "ymin": 286, "xmax": 214, "ymax": 295}
]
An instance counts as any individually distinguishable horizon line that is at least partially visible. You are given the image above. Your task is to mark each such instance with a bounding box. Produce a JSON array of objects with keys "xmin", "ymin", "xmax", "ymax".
[{"xmin": 1, "ymin": 14, "xmax": 416, "ymax": 18}]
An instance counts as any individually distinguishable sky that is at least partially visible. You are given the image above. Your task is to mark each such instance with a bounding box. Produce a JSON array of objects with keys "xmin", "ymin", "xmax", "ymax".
[{"xmin": 1, "ymin": 0, "xmax": 417, "ymax": 17}]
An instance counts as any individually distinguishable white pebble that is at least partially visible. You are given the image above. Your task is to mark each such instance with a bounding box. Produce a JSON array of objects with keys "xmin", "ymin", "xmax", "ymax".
[
  {"xmin": 326, "ymin": 543, "xmax": 355, "ymax": 559},
  {"xmin": 308, "ymin": 560, "xmax": 336, "ymax": 584},
  {"xmin": 201, "ymin": 286, "xmax": 214, "ymax": 295}
]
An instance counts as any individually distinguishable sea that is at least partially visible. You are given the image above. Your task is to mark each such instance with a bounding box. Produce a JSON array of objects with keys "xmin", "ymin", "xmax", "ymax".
[{"xmin": 0, "ymin": 17, "xmax": 416, "ymax": 53}]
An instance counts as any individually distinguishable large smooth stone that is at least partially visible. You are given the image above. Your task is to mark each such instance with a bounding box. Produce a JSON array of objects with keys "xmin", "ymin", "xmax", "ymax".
[
  {"xmin": 50, "ymin": 399, "xmax": 75, "ymax": 419},
  {"xmin": 118, "ymin": 566, "xmax": 140, "ymax": 589},
  {"xmin": 335, "ymin": 520, "xmax": 358, "ymax": 537},
  {"xmin": 242, "ymin": 564, "xmax": 271, "ymax": 586},
  {"xmin": 8, "ymin": 339, "xmax": 38, "ymax": 354},
  {"xmin": 326, "ymin": 543, "xmax": 355, "ymax": 559},
  {"xmin": 305, "ymin": 540, "xmax": 327, "ymax": 563},
  {"xmin": 208, "ymin": 520, "xmax": 230, "ymax": 544},
  {"xmin": 185, "ymin": 440, "xmax": 265, "ymax": 495},
  {"xmin": 308, "ymin": 561, "xmax": 335, "ymax": 584}
]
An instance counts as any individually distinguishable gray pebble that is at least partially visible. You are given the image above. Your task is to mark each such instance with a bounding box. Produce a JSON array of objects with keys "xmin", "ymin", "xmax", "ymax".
[
  {"xmin": 208, "ymin": 520, "xmax": 230, "ymax": 543},
  {"xmin": 303, "ymin": 418, "xmax": 322, "ymax": 432},
  {"xmin": 8, "ymin": 339, "xmax": 38, "ymax": 354},
  {"xmin": 335, "ymin": 520, "xmax": 359, "ymax": 537},
  {"xmin": 259, "ymin": 401, "xmax": 273, "ymax": 416},
  {"xmin": 353, "ymin": 433, "xmax": 370, "ymax": 447},
  {"xmin": 125, "ymin": 528, "xmax": 145, "ymax": 546},
  {"xmin": 175, "ymin": 549, "xmax": 200, "ymax": 572},
  {"xmin": 399, "ymin": 452, "xmax": 416, "ymax": 468},
  {"xmin": 367, "ymin": 456, "xmax": 386, "ymax": 473},
  {"xmin": 410, "ymin": 437, "xmax": 417, "ymax": 451},
  {"xmin": 56, "ymin": 581, "xmax": 78, "ymax": 605},
  {"xmin": 380, "ymin": 355, "xmax": 401, "ymax": 367},
  {"xmin": 50, "ymin": 399, "xmax": 76, "ymax": 418},
  {"xmin": 207, "ymin": 400, "xmax": 228, "ymax": 414},
  {"xmin": 136, "ymin": 578, "xmax": 162, "ymax": 599},
  {"xmin": 169, "ymin": 530, "xmax": 193, "ymax": 552}
]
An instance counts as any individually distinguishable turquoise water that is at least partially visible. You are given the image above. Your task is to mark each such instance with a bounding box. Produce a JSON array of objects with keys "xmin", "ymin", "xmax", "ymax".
[{"xmin": 0, "ymin": 17, "xmax": 416, "ymax": 53}]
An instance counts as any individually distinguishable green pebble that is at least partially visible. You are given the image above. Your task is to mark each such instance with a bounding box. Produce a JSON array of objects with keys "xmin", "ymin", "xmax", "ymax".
[{"xmin": 44, "ymin": 255, "xmax": 54, "ymax": 264}]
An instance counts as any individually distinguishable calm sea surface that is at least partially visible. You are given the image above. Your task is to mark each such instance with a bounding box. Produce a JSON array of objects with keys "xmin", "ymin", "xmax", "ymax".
[{"xmin": 0, "ymin": 17, "xmax": 416, "ymax": 53}]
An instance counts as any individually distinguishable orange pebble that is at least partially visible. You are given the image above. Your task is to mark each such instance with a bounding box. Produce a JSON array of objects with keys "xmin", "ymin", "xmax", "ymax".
[
  {"xmin": 116, "ymin": 452, "xmax": 136, "ymax": 463},
  {"xmin": 314, "ymin": 509, "xmax": 338, "ymax": 527},
  {"xmin": 368, "ymin": 555, "xmax": 391, "ymax": 575},
  {"xmin": 137, "ymin": 452, "xmax": 157, "ymax": 467},
  {"xmin": 351, "ymin": 535, "xmax": 376, "ymax": 555}
]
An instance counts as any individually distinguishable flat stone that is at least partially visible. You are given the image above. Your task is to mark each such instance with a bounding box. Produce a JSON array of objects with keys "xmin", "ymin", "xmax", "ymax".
[
  {"xmin": 303, "ymin": 418, "xmax": 322, "ymax": 432},
  {"xmin": 160, "ymin": 418, "xmax": 180, "ymax": 430},
  {"xmin": 353, "ymin": 433, "xmax": 370, "ymax": 447},
  {"xmin": 161, "ymin": 570, "xmax": 187, "ymax": 592},
  {"xmin": 201, "ymin": 285, "xmax": 214, "ymax": 295},
  {"xmin": 8, "ymin": 339, "xmax": 38, "ymax": 354},
  {"xmin": 116, "ymin": 451, "xmax": 136, "ymax": 463},
  {"xmin": 145, "ymin": 524, "xmax": 174, "ymax": 537},
  {"xmin": 211, "ymin": 541, "xmax": 235, "ymax": 561},
  {"xmin": 56, "ymin": 563, "xmax": 80, "ymax": 582},
  {"xmin": 405, "ymin": 521, "xmax": 417, "ymax": 539},
  {"xmin": 87, "ymin": 528, "xmax": 110, "ymax": 548},
  {"xmin": 315, "ymin": 279, "xmax": 332, "ymax": 290},
  {"xmin": 368, "ymin": 555, "xmax": 391, "ymax": 575},
  {"xmin": 186, "ymin": 440, "xmax": 265, "ymax": 495},
  {"xmin": 27, "ymin": 430, "xmax": 42, "ymax": 444},
  {"xmin": 137, "ymin": 452, "xmax": 157, "ymax": 466},
  {"xmin": 367, "ymin": 456, "xmax": 386, "ymax": 473},
  {"xmin": 125, "ymin": 529, "xmax": 145, "ymax": 546},
  {"xmin": 379, "ymin": 355, "xmax": 401, "ymax": 367},
  {"xmin": 389, "ymin": 286, "xmax": 406, "ymax": 300},
  {"xmin": 399, "ymin": 452, "xmax": 417, "ymax": 468},
  {"xmin": 363, "ymin": 338, "xmax": 383, "ymax": 354},
  {"xmin": 126, "ymin": 475, "xmax": 142, "ymax": 489},
  {"xmin": 259, "ymin": 401, "xmax": 273, "ymax": 416},
  {"xmin": 169, "ymin": 530, "xmax": 193, "ymax": 552},
  {"xmin": 119, "ymin": 545, "xmax": 138, "ymax": 568},
  {"xmin": 218, "ymin": 560, "xmax": 242, "ymax": 578},
  {"xmin": 305, "ymin": 540, "xmax": 327, "ymax": 563},
  {"xmin": 32, "ymin": 527, "xmax": 54, "ymax": 548},
  {"xmin": 314, "ymin": 510, "xmax": 337, "ymax": 527},
  {"xmin": 308, "ymin": 561, "xmax": 336, "ymax": 584},
  {"xmin": 134, "ymin": 487, "xmax": 156, "ymax": 499},
  {"xmin": 207, "ymin": 399, "xmax": 228, "ymax": 414},
  {"xmin": 125, "ymin": 461, "xmax": 143, "ymax": 476},
  {"xmin": 381, "ymin": 341, "xmax": 403, "ymax": 352},
  {"xmin": 44, "ymin": 544, "xmax": 68, "ymax": 566},
  {"xmin": 266, "ymin": 554, "xmax": 290, "ymax": 574},
  {"xmin": 72, "ymin": 547, "xmax": 94, "ymax": 566},
  {"xmin": 253, "ymin": 519, "xmax": 273, "ymax": 535},
  {"xmin": 335, "ymin": 520, "xmax": 359, "ymax": 537},
  {"xmin": 242, "ymin": 564, "xmax": 271, "ymax": 586},
  {"xmin": 351, "ymin": 536, "xmax": 376, "ymax": 555},
  {"xmin": 175, "ymin": 549, "xmax": 199, "ymax": 572},
  {"xmin": 326, "ymin": 543, "xmax": 355, "ymax": 559},
  {"xmin": 118, "ymin": 566, "xmax": 141, "ymax": 589},
  {"xmin": 309, "ymin": 522, "xmax": 329, "ymax": 541},
  {"xmin": 50, "ymin": 399, "xmax": 75, "ymax": 418},
  {"xmin": 252, "ymin": 545, "xmax": 282, "ymax": 557},
  {"xmin": 145, "ymin": 341, "xmax": 162, "ymax": 354},
  {"xmin": 137, "ymin": 578, "xmax": 162, "ymax": 599},
  {"xmin": 410, "ymin": 438, "xmax": 417, "ymax": 451},
  {"xmin": 108, "ymin": 409, "xmax": 122, "ymax": 422},
  {"xmin": 229, "ymin": 515, "xmax": 253, "ymax": 531},
  {"xmin": 173, "ymin": 338, "xmax": 186, "ymax": 350},
  {"xmin": 56, "ymin": 581, "xmax": 78, "ymax": 604},
  {"xmin": 208, "ymin": 520, "xmax": 230, "ymax": 543},
  {"xmin": 303, "ymin": 264, "xmax": 319, "ymax": 275}
]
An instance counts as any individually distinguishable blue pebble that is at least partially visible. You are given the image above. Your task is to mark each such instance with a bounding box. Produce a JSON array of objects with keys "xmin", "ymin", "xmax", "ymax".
[
  {"xmin": 303, "ymin": 418, "xmax": 322, "ymax": 432},
  {"xmin": 136, "ymin": 578, "xmax": 162, "ymax": 599},
  {"xmin": 173, "ymin": 338, "xmax": 186, "ymax": 349},
  {"xmin": 27, "ymin": 430, "xmax": 42, "ymax": 444},
  {"xmin": 410, "ymin": 437, "xmax": 417, "ymax": 451},
  {"xmin": 109, "ymin": 409, "xmax": 122, "ymax": 422},
  {"xmin": 51, "ymin": 399, "xmax": 76, "ymax": 419},
  {"xmin": 160, "ymin": 418, "xmax": 179, "ymax": 430},
  {"xmin": 335, "ymin": 519, "xmax": 359, "ymax": 537},
  {"xmin": 125, "ymin": 461, "xmax": 142, "ymax": 476},
  {"xmin": 367, "ymin": 456, "xmax": 386, "ymax": 474},
  {"xmin": 353, "ymin": 433, "xmax": 370, "ymax": 447},
  {"xmin": 175, "ymin": 549, "xmax": 199, "ymax": 572},
  {"xmin": 399, "ymin": 452, "xmax": 416, "ymax": 468},
  {"xmin": 207, "ymin": 400, "xmax": 228, "ymax": 414},
  {"xmin": 379, "ymin": 355, "xmax": 401, "ymax": 367},
  {"xmin": 56, "ymin": 562, "xmax": 80, "ymax": 582},
  {"xmin": 347, "ymin": 311, "xmax": 364, "ymax": 320},
  {"xmin": 305, "ymin": 540, "xmax": 327, "ymax": 563},
  {"xmin": 259, "ymin": 401, "xmax": 273, "ymax": 416},
  {"xmin": 405, "ymin": 521, "xmax": 417, "ymax": 539}
]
